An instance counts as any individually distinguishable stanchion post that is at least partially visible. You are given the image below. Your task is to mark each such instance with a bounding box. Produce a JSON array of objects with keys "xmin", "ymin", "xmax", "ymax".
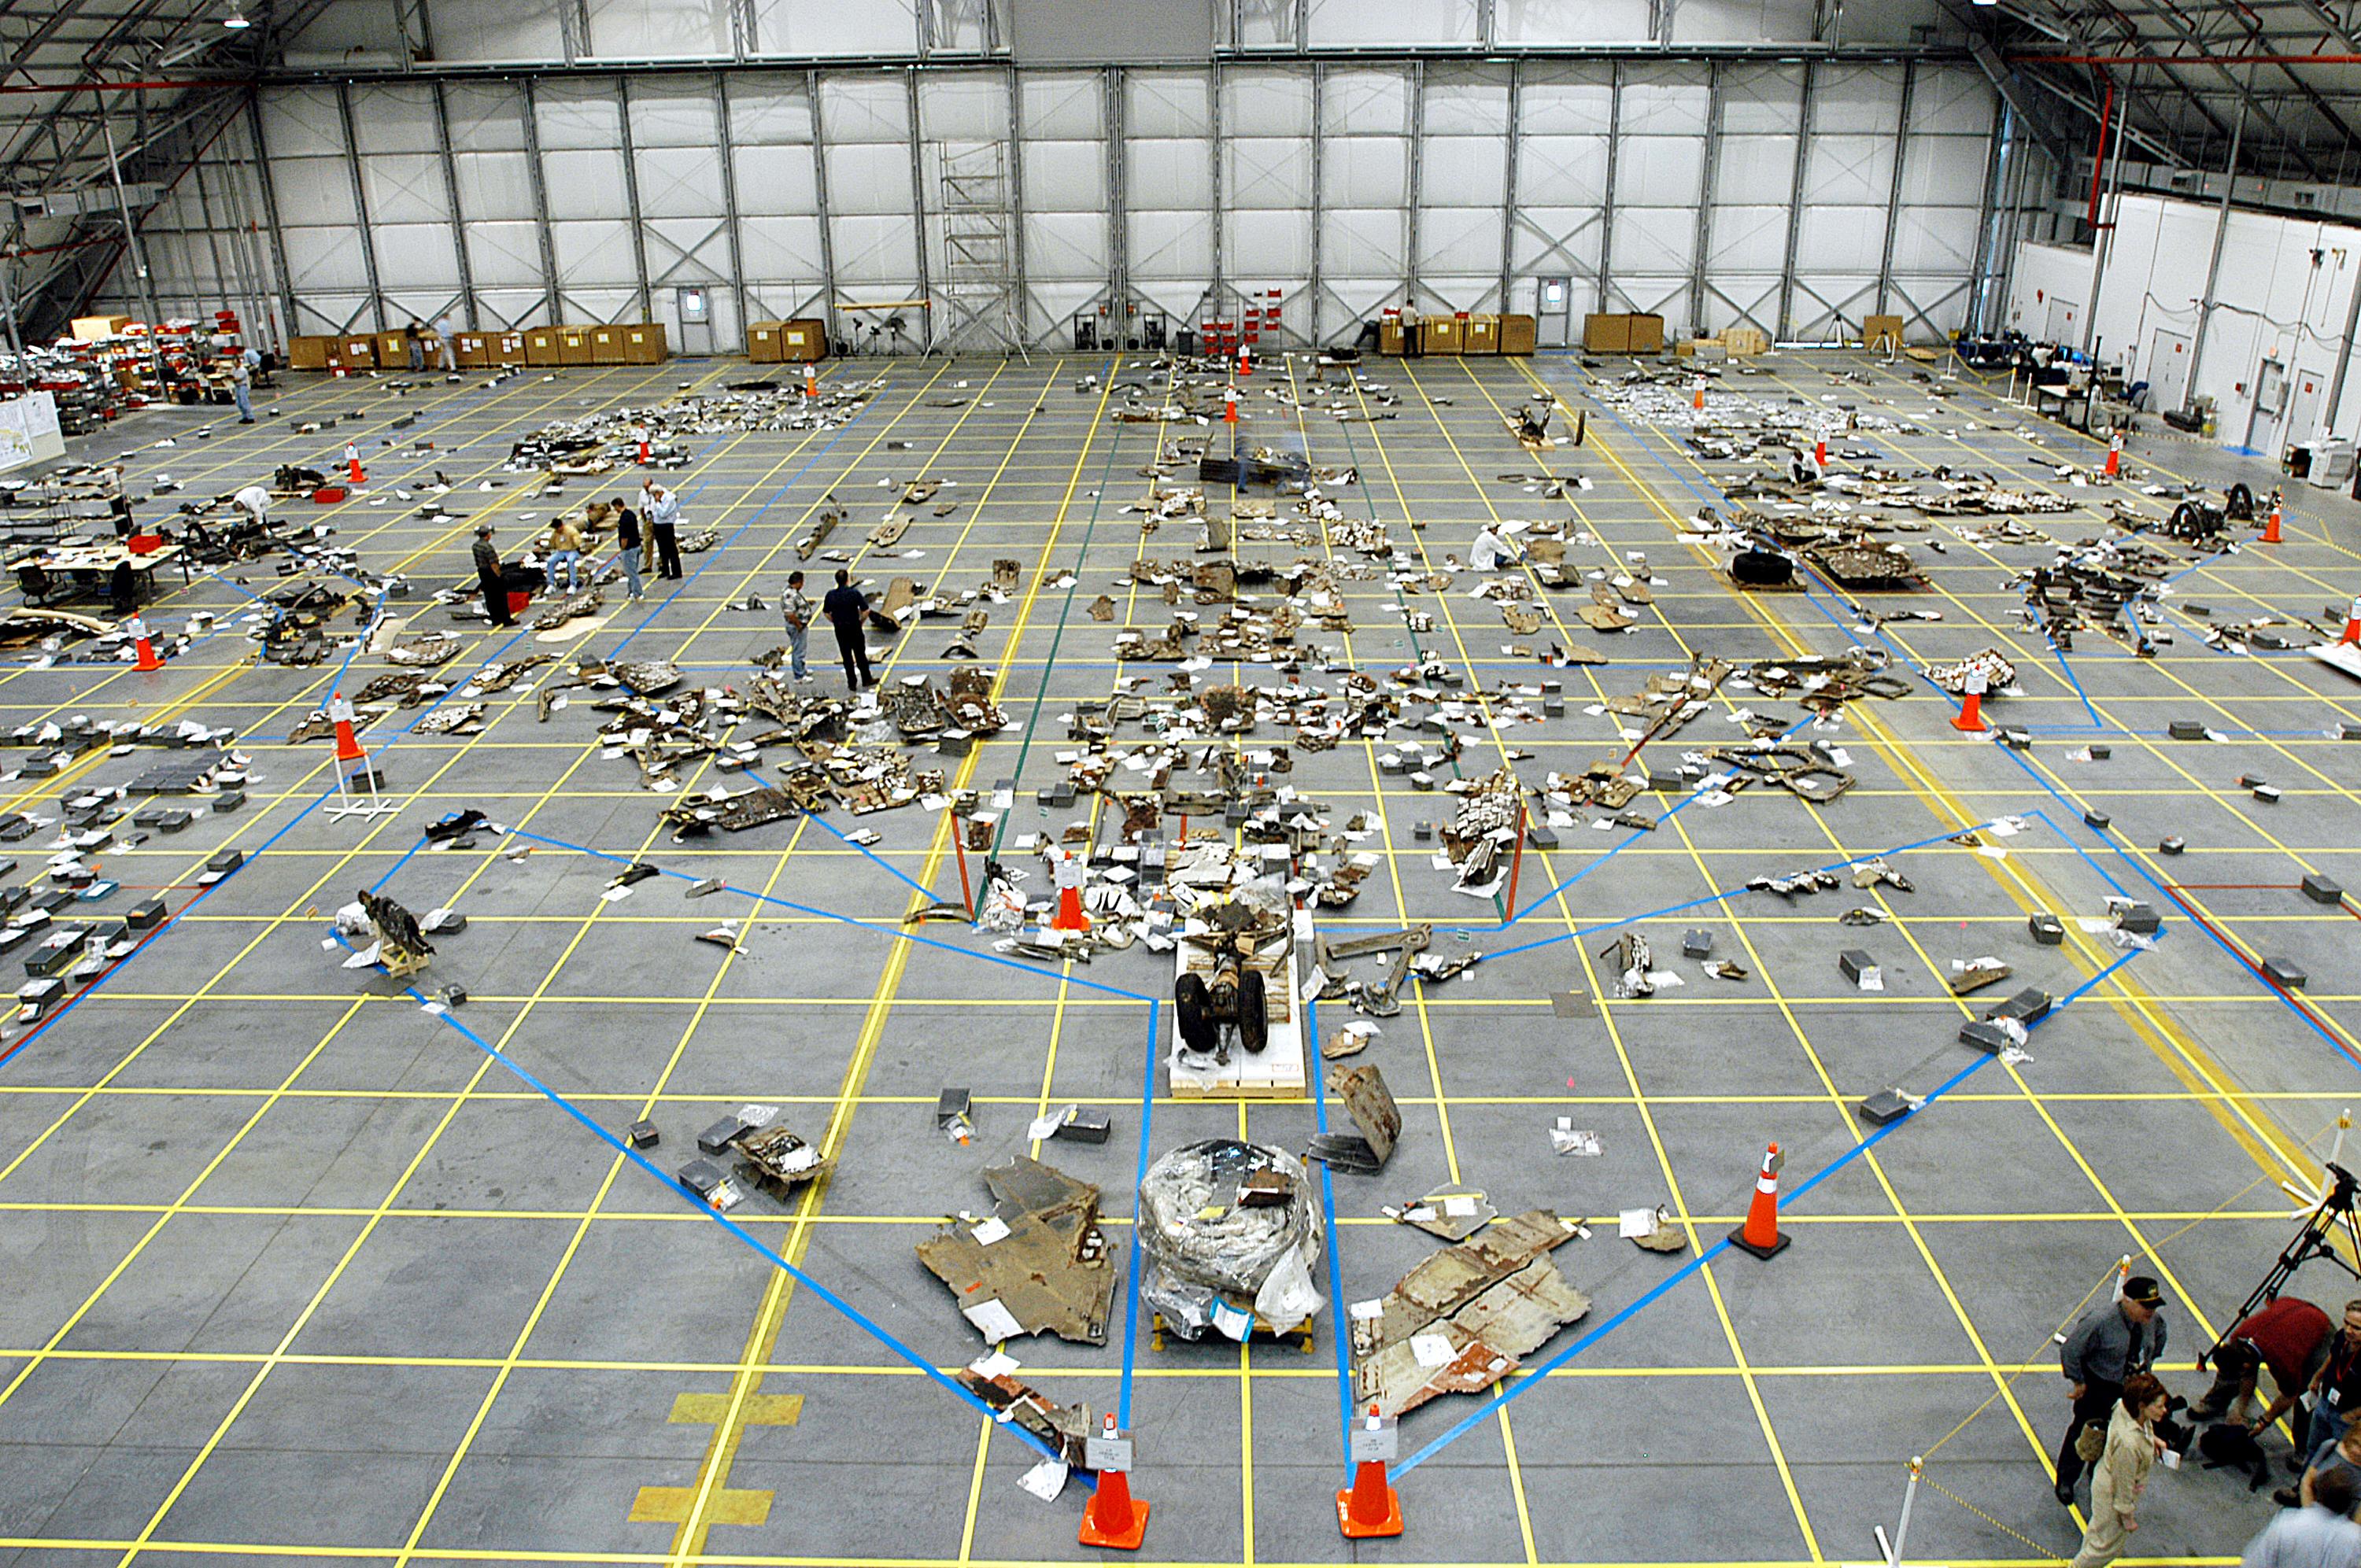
[
  {"xmin": 1886, "ymin": 1455, "xmax": 1922, "ymax": 1568},
  {"xmin": 951, "ymin": 812, "xmax": 974, "ymax": 917},
  {"xmin": 1501, "ymin": 803, "xmax": 1528, "ymax": 928}
]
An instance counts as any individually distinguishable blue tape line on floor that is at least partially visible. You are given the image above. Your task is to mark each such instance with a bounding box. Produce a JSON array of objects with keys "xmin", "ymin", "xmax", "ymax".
[
  {"xmin": 327, "ymin": 928, "xmax": 1061, "ymax": 1471},
  {"xmin": 1302, "ymin": 993, "xmax": 1358, "ymax": 1481},
  {"xmin": 495, "ymin": 825, "xmax": 1151, "ymax": 1003},
  {"xmin": 1391, "ymin": 943, "xmax": 2145, "ymax": 1481},
  {"xmin": 779, "ymin": 774, "xmax": 939, "ymax": 904},
  {"xmin": 1483, "ymin": 817, "xmax": 1995, "ymax": 964}
]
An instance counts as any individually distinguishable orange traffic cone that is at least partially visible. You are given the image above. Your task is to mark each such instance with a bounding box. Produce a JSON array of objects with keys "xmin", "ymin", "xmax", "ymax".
[
  {"xmin": 329, "ymin": 693, "xmax": 367, "ymax": 763},
  {"xmin": 1078, "ymin": 1415, "xmax": 1148, "ymax": 1550},
  {"xmin": 1692, "ymin": 382, "xmax": 1705, "ymax": 411},
  {"xmin": 2341, "ymin": 596, "xmax": 2361, "ymax": 646},
  {"xmin": 2104, "ymin": 430, "xmax": 2122, "ymax": 477},
  {"xmin": 1051, "ymin": 851, "xmax": 1092, "ymax": 932},
  {"xmin": 1727, "ymin": 1141, "xmax": 1790, "ymax": 1259},
  {"xmin": 1336, "ymin": 1407, "xmax": 1403, "ymax": 1539},
  {"xmin": 1813, "ymin": 433, "xmax": 1827, "ymax": 467},
  {"xmin": 804, "ymin": 366, "xmax": 818, "ymax": 398},
  {"xmin": 129, "ymin": 618, "xmax": 163, "ymax": 672},
  {"xmin": 1238, "ymin": 345, "xmax": 1251, "ymax": 377},
  {"xmin": 634, "ymin": 423, "xmax": 650, "ymax": 465},
  {"xmin": 1223, "ymin": 387, "xmax": 1238, "ymax": 425},
  {"xmin": 345, "ymin": 441, "xmax": 364, "ymax": 485},
  {"xmin": 2264, "ymin": 490, "xmax": 2283, "ymax": 544}
]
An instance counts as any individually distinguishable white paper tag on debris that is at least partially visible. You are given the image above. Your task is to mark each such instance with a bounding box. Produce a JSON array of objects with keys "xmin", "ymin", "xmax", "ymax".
[
  {"xmin": 1210, "ymin": 1298, "xmax": 1254, "ymax": 1341},
  {"xmin": 1027, "ymin": 1107, "xmax": 1073, "ymax": 1142},
  {"xmin": 970, "ymin": 1216, "xmax": 1011, "ymax": 1246},
  {"xmin": 600, "ymin": 885, "xmax": 632, "ymax": 903},
  {"xmin": 1018, "ymin": 1456, "xmax": 1070, "ymax": 1502},
  {"xmin": 963, "ymin": 1298, "xmax": 1025, "ymax": 1341},
  {"xmin": 1618, "ymin": 1207, "xmax": 1658, "ymax": 1239},
  {"xmin": 1410, "ymin": 1333, "xmax": 1456, "ymax": 1367}
]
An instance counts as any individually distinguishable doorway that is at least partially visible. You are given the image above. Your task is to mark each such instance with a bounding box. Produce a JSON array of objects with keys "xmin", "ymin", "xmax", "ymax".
[
  {"xmin": 2146, "ymin": 328, "xmax": 2190, "ymax": 412},
  {"xmin": 2045, "ymin": 296, "xmax": 2079, "ymax": 344}
]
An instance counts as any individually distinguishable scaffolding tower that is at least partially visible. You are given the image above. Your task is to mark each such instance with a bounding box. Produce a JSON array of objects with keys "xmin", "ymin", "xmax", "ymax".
[{"xmin": 937, "ymin": 141, "xmax": 1026, "ymax": 356}]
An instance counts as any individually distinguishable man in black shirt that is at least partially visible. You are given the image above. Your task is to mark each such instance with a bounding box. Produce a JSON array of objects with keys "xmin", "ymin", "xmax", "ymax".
[
  {"xmin": 473, "ymin": 526, "xmax": 513, "ymax": 627},
  {"xmin": 821, "ymin": 568, "xmax": 873, "ymax": 690}
]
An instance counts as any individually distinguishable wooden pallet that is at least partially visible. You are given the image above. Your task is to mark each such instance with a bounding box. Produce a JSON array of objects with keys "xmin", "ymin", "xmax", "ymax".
[{"xmin": 1167, "ymin": 908, "xmax": 1310, "ymax": 1100}]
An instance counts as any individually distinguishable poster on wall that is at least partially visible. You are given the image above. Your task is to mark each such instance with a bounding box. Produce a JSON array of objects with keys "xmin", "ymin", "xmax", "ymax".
[{"xmin": 0, "ymin": 393, "xmax": 65, "ymax": 476}]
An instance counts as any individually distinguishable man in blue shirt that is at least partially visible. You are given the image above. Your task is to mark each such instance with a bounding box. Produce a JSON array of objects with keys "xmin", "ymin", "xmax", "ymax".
[{"xmin": 2247, "ymin": 1464, "xmax": 2361, "ymax": 1566}]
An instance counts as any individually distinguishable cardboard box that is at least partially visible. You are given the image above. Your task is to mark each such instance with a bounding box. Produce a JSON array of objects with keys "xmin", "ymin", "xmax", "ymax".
[
  {"xmin": 1378, "ymin": 319, "xmax": 1406, "ymax": 356},
  {"xmin": 558, "ymin": 328, "xmax": 593, "ymax": 365},
  {"xmin": 1499, "ymin": 314, "xmax": 1537, "ymax": 356},
  {"xmin": 1464, "ymin": 314, "xmax": 1500, "ymax": 355},
  {"xmin": 70, "ymin": 315, "xmax": 132, "ymax": 342},
  {"xmin": 1720, "ymin": 325, "xmax": 1769, "ymax": 356},
  {"xmin": 1864, "ymin": 313, "xmax": 1905, "ymax": 350},
  {"xmin": 1626, "ymin": 312, "xmax": 1664, "ymax": 353},
  {"xmin": 778, "ymin": 319, "xmax": 827, "ymax": 363},
  {"xmin": 338, "ymin": 336, "xmax": 378, "ymax": 368},
  {"xmin": 494, "ymin": 331, "xmax": 527, "ymax": 365},
  {"xmin": 1583, "ymin": 314, "xmax": 1630, "ymax": 353},
  {"xmin": 524, "ymin": 327, "xmax": 560, "ymax": 366},
  {"xmin": 589, "ymin": 326, "xmax": 623, "ymax": 363},
  {"xmin": 622, "ymin": 323, "xmax": 667, "ymax": 363},
  {"xmin": 453, "ymin": 333, "xmax": 490, "ymax": 367},
  {"xmin": 1422, "ymin": 315, "xmax": 1464, "ymax": 355},
  {"xmin": 376, "ymin": 331, "xmax": 412, "ymax": 365},
  {"xmin": 285, "ymin": 335, "xmax": 331, "ymax": 371},
  {"xmin": 746, "ymin": 321, "xmax": 783, "ymax": 362}
]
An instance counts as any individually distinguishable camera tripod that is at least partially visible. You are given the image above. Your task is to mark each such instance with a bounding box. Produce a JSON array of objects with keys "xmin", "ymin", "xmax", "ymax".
[{"xmin": 2198, "ymin": 1161, "xmax": 2361, "ymax": 1371}]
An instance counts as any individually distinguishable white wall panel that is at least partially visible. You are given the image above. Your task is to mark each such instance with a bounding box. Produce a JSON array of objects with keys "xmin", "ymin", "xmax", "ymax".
[
  {"xmin": 359, "ymin": 153, "xmax": 448, "ymax": 225},
  {"xmin": 445, "ymin": 83, "xmax": 530, "ymax": 151},
  {"xmin": 453, "ymin": 151, "xmax": 535, "ymax": 218},
  {"xmin": 468, "ymin": 222, "xmax": 549, "ymax": 289},
  {"xmin": 1309, "ymin": 0, "xmax": 1478, "ymax": 46},
  {"xmin": 544, "ymin": 149, "xmax": 634, "ymax": 220},
  {"xmin": 260, "ymin": 87, "xmax": 346, "ymax": 159},
  {"xmin": 753, "ymin": 0, "xmax": 916, "ymax": 55},
  {"xmin": 428, "ymin": 0, "xmax": 564, "ymax": 61},
  {"xmin": 586, "ymin": 0, "xmax": 731, "ymax": 59},
  {"xmin": 349, "ymin": 85, "xmax": 438, "ymax": 153},
  {"xmin": 1500, "ymin": 0, "xmax": 1647, "ymax": 42}
]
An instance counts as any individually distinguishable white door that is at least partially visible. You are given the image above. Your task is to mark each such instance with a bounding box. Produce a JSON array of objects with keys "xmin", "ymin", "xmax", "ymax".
[
  {"xmin": 2147, "ymin": 329, "xmax": 2191, "ymax": 411},
  {"xmin": 2047, "ymin": 297, "xmax": 2079, "ymax": 343},
  {"xmin": 2287, "ymin": 368, "xmax": 2326, "ymax": 445}
]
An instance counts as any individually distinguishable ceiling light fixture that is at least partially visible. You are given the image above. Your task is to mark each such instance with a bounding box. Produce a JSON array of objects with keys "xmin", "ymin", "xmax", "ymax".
[{"xmin": 223, "ymin": 9, "xmax": 251, "ymax": 28}]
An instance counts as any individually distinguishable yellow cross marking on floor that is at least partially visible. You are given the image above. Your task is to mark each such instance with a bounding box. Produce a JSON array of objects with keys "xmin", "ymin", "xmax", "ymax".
[{"xmin": 626, "ymin": 1391, "xmax": 803, "ymax": 1527}]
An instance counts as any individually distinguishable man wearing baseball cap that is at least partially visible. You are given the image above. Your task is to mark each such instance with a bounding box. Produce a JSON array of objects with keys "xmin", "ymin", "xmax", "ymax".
[
  {"xmin": 472, "ymin": 525, "xmax": 514, "ymax": 629},
  {"xmin": 2055, "ymin": 1274, "xmax": 2168, "ymax": 1507}
]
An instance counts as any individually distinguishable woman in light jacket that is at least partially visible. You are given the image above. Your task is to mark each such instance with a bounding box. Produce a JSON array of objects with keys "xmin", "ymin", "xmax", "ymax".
[{"xmin": 2071, "ymin": 1371, "xmax": 2170, "ymax": 1568}]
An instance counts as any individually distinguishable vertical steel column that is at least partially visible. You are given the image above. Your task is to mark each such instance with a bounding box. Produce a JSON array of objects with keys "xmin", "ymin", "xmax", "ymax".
[
  {"xmin": 905, "ymin": 69, "xmax": 932, "ymax": 351},
  {"xmin": 1965, "ymin": 101, "xmax": 2008, "ymax": 334},
  {"xmin": 1992, "ymin": 128, "xmax": 2032, "ymax": 338},
  {"xmin": 2322, "ymin": 248, "xmax": 2361, "ymax": 436},
  {"xmin": 519, "ymin": 76, "xmax": 564, "ymax": 326},
  {"xmin": 239, "ymin": 97, "xmax": 294, "ymax": 346},
  {"xmin": 190, "ymin": 156, "xmax": 234, "ymax": 326},
  {"xmin": 1005, "ymin": 62, "xmax": 1029, "ymax": 347},
  {"xmin": 2078, "ymin": 78, "xmax": 2127, "ymax": 358},
  {"xmin": 430, "ymin": 80, "xmax": 479, "ymax": 330},
  {"xmin": 1597, "ymin": 59, "xmax": 1622, "ymax": 314},
  {"xmin": 1105, "ymin": 66, "xmax": 1126, "ymax": 319},
  {"xmin": 615, "ymin": 77, "xmax": 653, "ymax": 323},
  {"xmin": 1404, "ymin": 58, "xmax": 1424, "ymax": 304},
  {"xmin": 1210, "ymin": 60, "xmax": 1227, "ymax": 312},
  {"xmin": 334, "ymin": 81, "xmax": 388, "ymax": 331},
  {"xmin": 1776, "ymin": 58, "xmax": 1815, "ymax": 339},
  {"xmin": 1875, "ymin": 57, "xmax": 1914, "ymax": 318},
  {"xmin": 809, "ymin": 69, "xmax": 840, "ymax": 339},
  {"xmin": 2184, "ymin": 81, "xmax": 2248, "ymax": 409},
  {"xmin": 1690, "ymin": 59, "xmax": 1722, "ymax": 336},
  {"xmin": 1309, "ymin": 61, "xmax": 1325, "ymax": 342},
  {"xmin": 714, "ymin": 73, "xmax": 750, "ymax": 345},
  {"xmin": 1496, "ymin": 57, "xmax": 1520, "ymax": 315}
]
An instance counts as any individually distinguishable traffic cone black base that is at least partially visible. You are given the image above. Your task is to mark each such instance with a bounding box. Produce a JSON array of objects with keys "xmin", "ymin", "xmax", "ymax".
[{"xmin": 1727, "ymin": 1224, "xmax": 1790, "ymax": 1260}]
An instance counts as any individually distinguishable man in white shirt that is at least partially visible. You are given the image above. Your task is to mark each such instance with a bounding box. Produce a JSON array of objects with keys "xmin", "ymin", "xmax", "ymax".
[
  {"xmin": 1472, "ymin": 522, "xmax": 1524, "ymax": 570},
  {"xmin": 233, "ymin": 485, "xmax": 272, "ymax": 529},
  {"xmin": 641, "ymin": 480, "xmax": 683, "ymax": 578}
]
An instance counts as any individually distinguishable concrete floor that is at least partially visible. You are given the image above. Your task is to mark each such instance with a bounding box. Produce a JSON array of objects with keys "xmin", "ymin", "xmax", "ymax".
[{"xmin": 0, "ymin": 345, "xmax": 2355, "ymax": 1566}]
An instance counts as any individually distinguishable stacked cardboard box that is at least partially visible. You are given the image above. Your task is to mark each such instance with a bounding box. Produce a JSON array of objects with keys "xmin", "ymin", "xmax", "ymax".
[
  {"xmin": 286, "ymin": 336, "xmax": 332, "ymax": 371},
  {"xmin": 1583, "ymin": 313, "xmax": 1665, "ymax": 354}
]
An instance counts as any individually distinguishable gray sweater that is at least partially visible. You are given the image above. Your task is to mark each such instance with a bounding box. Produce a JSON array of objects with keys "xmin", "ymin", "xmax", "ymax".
[{"xmin": 2062, "ymin": 1301, "xmax": 2167, "ymax": 1385}]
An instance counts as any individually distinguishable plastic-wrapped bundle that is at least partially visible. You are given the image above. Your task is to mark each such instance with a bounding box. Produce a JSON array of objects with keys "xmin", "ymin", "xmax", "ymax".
[{"xmin": 1136, "ymin": 1138, "xmax": 1324, "ymax": 1341}]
